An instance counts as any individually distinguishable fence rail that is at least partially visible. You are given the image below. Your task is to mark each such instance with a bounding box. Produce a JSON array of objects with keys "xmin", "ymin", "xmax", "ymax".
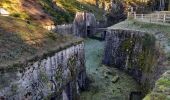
[{"xmin": 128, "ymin": 12, "xmax": 170, "ymax": 23}]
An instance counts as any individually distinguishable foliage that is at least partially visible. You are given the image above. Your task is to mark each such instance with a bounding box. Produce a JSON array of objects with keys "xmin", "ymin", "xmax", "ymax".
[
  {"xmin": 68, "ymin": 56, "xmax": 77, "ymax": 77},
  {"xmin": 0, "ymin": 0, "xmax": 105, "ymax": 24},
  {"xmin": 55, "ymin": 0, "xmax": 104, "ymax": 21},
  {"xmin": 38, "ymin": 0, "xmax": 72, "ymax": 24}
]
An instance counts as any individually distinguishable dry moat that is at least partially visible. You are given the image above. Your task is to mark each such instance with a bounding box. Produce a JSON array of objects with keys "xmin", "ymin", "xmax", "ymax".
[
  {"xmin": 80, "ymin": 37, "xmax": 140, "ymax": 100},
  {"xmin": 0, "ymin": 0, "xmax": 170, "ymax": 99}
]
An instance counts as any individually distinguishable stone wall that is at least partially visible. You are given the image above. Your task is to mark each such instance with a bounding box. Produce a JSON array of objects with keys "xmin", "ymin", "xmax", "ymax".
[
  {"xmin": 103, "ymin": 29, "xmax": 162, "ymax": 93},
  {"xmin": 55, "ymin": 24, "xmax": 73, "ymax": 35},
  {"xmin": 0, "ymin": 43, "xmax": 86, "ymax": 100},
  {"xmin": 53, "ymin": 12, "xmax": 97, "ymax": 38},
  {"xmin": 73, "ymin": 12, "xmax": 96, "ymax": 37}
]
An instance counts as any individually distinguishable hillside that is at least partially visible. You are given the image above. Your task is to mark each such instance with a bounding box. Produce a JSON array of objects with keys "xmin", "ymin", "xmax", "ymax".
[
  {"xmin": 0, "ymin": 16, "xmax": 82, "ymax": 69},
  {"xmin": 0, "ymin": 0, "xmax": 105, "ymax": 25}
]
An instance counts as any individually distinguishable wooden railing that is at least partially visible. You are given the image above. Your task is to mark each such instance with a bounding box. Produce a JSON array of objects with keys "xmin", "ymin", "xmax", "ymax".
[
  {"xmin": 43, "ymin": 25, "xmax": 56, "ymax": 31},
  {"xmin": 0, "ymin": 8, "xmax": 9, "ymax": 16},
  {"xmin": 128, "ymin": 12, "xmax": 170, "ymax": 23}
]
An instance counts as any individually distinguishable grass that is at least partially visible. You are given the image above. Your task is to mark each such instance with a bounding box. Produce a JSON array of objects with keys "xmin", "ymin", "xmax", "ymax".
[
  {"xmin": 0, "ymin": 0, "xmax": 104, "ymax": 24},
  {"xmin": 109, "ymin": 20, "xmax": 170, "ymax": 34},
  {"xmin": 56, "ymin": 0, "xmax": 104, "ymax": 21},
  {"xmin": 144, "ymin": 72, "xmax": 170, "ymax": 100},
  {"xmin": 38, "ymin": 0, "xmax": 72, "ymax": 24},
  {"xmin": 0, "ymin": 0, "xmax": 29, "ymax": 20},
  {"xmin": 0, "ymin": 16, "xmax": 83, "ymax": 69}
]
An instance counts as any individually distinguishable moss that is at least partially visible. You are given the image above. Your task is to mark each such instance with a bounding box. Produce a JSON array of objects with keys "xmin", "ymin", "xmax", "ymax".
[
  {"xmin": 142, "ymin": 34, "xmax": 155, "ymax": 50},
  {"xmin": 11, "ymin": 84, "xmax": 18, "ymax": 93},
  {"xmin": 144, "ymin": 93, "xmax": 167, "ymax": 100},
  {"xmin": 137, "ymin": 50, "xmax": 155, "ymax": 73},
  {"xmin": 121, "ymin": 38, "xmax": 134, "ymax": 54},
  {"xmin": 110, "ymin": 20, "xmax": 170, "ymax": 100},
  {"xmin": 46, "ymin": 32, "xmax": 57, "ymax": 40},
  {"xmin": 39, "ymin": 70, "xmax": 48, "ymax": 83},
  {"xmin": 143, "ymin": 72, "xmax": 170, "ymax": 100},
  {"xmin": 68, "ymin": 55, "xmax": 77, "ymax": 78},
  {"xmin": 120, "ymin": 33, "xmax": 156, "ymax": 73},
  {"xmin": 150, "ymin": 93, "xmax": 166, "ymax": 100},
  {"xmin": 55, "ymin": 64, "xmax": 63, "ymax": 83},
  {"xmin": 137, "ymin": 34, "xmax": 156, "ymax": 73},
  {"xmin": 120, "ymin": 38, "xmax": 135, "ymax": 69},
  {"xmin": 157, "ymin": 78, "xmax": 170, "ymax": 87}
]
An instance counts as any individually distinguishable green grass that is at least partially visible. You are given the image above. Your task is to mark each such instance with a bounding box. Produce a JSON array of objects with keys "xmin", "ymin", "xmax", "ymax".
[
  {"xmin": 0, "ymin": 16, "xmax": 83, "ymax": 69},
  {"xmin": 109, "ymin": 20, "xmax": 170, "ymax": 35},
  {"xmin": 38, "ymin": 0, "xmax": 73, "ymax": 24},
  {"xmin": 144, "ymin": 72, "xmax": 170, "ymax": 100},
  {"xmin": 0, "ymin": 0, "xmax": 104, "ymax": 24},
  {"xmin": 56, "ymin": 0, "xmax": 104, "ymax": 20}
]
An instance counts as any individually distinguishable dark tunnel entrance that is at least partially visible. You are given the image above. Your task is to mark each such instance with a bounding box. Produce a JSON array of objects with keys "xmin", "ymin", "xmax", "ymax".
[{"xmin": 87, "ymin": 26, "xmax": 91, "ymax": 37}]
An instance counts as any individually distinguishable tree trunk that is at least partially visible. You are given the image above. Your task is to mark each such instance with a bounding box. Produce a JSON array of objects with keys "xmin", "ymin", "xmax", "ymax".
[{"xmin": 96, "ymin": 0, "xmax": 99, "ymax": 8}]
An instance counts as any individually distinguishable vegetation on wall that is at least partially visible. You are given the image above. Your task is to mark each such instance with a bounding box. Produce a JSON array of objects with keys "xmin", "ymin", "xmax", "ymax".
[
  {"xmin": 121, "ymin": 33, "xmax": 157, "ymax": 73},
  {"xmin": 0, "ymin": 0, "xmax": 104, "ymax": 24}
]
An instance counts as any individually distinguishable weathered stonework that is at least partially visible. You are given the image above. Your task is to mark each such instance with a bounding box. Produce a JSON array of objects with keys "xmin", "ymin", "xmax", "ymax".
[
  {"xmin": 55, "ymin": 24, "xmax": 73, "ymax": 35},
  {"xmin": 103, "ymin": 29, "xmax": 162, "ymax": 94},
  {"xmin": 0, "ymin": 43, "xmax": 86, "ymax": 100},
  {"xmin": 73, "ymin": 12, "xmax": 96, "ymax": 37}
]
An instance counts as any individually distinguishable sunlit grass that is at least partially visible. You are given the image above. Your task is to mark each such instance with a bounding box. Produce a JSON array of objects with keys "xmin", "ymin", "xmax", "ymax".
[
  {"xmin": 0, "ymin": 16, "xmax": 82, "ymax": 67},
  {"xmin": 0, "ymin": 0, "xmax": 104, "ymax": 23}
]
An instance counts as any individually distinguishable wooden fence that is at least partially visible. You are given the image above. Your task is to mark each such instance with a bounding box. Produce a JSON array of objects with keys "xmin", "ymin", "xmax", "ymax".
[
  {"xmin": 0, "ymin": 8, "xmax": 9, "ymax": 16},
  {"xmin": 128, "ymin": 12, "xmax": 170, "ymax": 23}
]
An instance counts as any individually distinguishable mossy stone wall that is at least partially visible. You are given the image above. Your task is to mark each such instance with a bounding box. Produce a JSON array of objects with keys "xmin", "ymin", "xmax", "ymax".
[
  {"xmin": 103, "ymin": 29, "xmax": 161, "ymax": 94},
  {"xmin": 0, "ymin": 43, "xmax": 86, "ymax": 100}
]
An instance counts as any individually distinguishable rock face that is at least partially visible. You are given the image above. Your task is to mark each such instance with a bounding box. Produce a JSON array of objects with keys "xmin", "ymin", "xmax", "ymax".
[
  {"xmin": 0, "ymin": 43, "xmax": 86, "ymax": 100},
  {"xmin": 103, "ymin": 29, "xmax": 162, "ymax": 93},
  {"xmin": 73, "ymin": 12, "xmax": 96, "ymax": 37}
]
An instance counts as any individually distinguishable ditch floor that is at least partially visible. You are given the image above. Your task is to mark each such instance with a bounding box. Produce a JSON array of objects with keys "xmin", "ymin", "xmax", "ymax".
[{"xmin": 80, "ymin": 38, "xmax": 141, "ymax": 100}]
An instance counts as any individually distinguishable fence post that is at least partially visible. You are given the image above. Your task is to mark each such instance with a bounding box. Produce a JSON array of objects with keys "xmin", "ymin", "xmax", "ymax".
[
  {"xmin": 150, "ymin": 14, "xmax": 152, "ymax": 23},
  {"xmin": 127, "ymin": 12, "xmax": 130, "ymax": 19},
  {"xmin": 141, "ymin": 14, "xmax": 143, "ymax": 19},
  {"xmin": 163, "ymin": 13, "xmax": 166, "ymax": 23},
  {"xmin": 157, "ymin": 13, "xmax": 159, "ymax": 22},
  {"xmin": 134, "ymin": 12, "xmax": 136, "ymax": 19},
  {"xmin": 141, "ymin": 14, "xmax": 144, "ymax": 20}
]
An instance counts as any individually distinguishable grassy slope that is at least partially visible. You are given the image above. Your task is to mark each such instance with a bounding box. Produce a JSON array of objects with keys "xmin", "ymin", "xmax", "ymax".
[
  {"xmin": 0, "ymin": 0, "xmax": 104, "ymax": 24},
  {"xmin": 0, "ymin": 16, "xmax": 82, "ymax": 69},
  {"xmin": 110, "ymin": 20, "xmax": 170, "ymax": 100},
  {"xmin": 55, "ymin": 0, "xmax": 104, "ymax": 21}
]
